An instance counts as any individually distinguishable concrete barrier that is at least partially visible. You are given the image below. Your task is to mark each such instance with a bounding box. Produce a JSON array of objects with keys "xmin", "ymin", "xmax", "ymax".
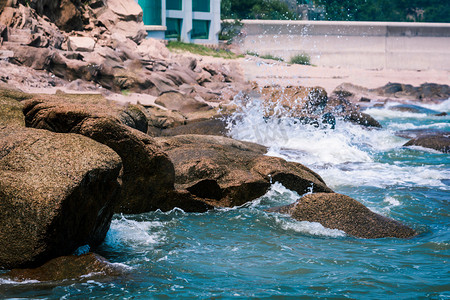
[{"xmin": 237, "ymin": 20, "xmax": 450, "ymax": 71}]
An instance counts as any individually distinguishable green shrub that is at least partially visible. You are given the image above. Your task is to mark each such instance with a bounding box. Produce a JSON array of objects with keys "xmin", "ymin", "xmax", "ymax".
[
  {"xmin": 167, "ymin": 41, "xmax": 243, "ymax": 59},
  {"xmin": 260, "ymin": 54, "xmax": 284, "ymax": 62},
  {"xmin": 289, "ymin": 53, "xmax": 311, "ymax": 65}
]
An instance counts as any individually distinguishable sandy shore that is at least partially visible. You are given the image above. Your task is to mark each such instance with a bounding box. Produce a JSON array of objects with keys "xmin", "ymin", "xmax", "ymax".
[{"xmin": 239, "ymin": 56, "xmax": 450, "ymax": 94}]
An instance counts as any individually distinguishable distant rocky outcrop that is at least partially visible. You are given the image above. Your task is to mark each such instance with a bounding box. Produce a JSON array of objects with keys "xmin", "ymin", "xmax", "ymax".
[
  {"xmin": 333, "ymin": 82, "xmax": 450, "ymax": 104},
  {"xmin": 155, "ymin": 135, "xmax": 333, "ymax": 208},
  {"xmin": 269, "ymin": 193, "xmax": 416, "ymax": 239},
  {"xmin": 0, "ymin": 0, "xmax": 247, "ymax": 102},
  {"xmin": 3, "ymin": 253, "xmax": 127, "ymax": 282}
]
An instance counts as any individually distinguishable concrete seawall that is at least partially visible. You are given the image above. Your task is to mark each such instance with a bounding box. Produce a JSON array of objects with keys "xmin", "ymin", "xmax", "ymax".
[{"xmin": 238, "ymin": 20, "xmax": 450, "ymax": 71}]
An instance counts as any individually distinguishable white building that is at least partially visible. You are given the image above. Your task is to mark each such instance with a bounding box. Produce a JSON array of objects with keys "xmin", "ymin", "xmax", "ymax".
[{"xmin": 136, "ymin": 0, "xmax": 220, "ymax": 44}]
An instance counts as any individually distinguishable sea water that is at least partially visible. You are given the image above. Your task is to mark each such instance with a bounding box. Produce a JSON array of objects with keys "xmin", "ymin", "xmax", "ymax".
[{"xmin": 1, "ymin": 99, "xmax": 449, "ymax": 299}]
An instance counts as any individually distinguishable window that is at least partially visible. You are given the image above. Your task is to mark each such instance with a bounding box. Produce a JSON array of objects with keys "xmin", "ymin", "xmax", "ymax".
[
  {"xmin": 138, "ymin": 0, "xmax": 162, "ymax": 25},
  {"xmin": 192, "ymin": 0, "xmax": 210, "ymax": 12},
  {"xmin": 166, "ymin": 0, "xmax": 182, "ymax": 10},
  {"xmin": 191, "ymin": 20, "xmax": 210, "ymax": 39},
  {"xmin": 165, "ymin": 18, "xmax": 182, "ymax": 39}
]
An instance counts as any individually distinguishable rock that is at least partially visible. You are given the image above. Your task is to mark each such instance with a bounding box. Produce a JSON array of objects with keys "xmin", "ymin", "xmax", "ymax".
[
  {"xmin": 137, "ymin": 38, "xmax": 170, "ymax": 60},
  {"xmin": 22, "ymin": 95, "xmax": 177, "ymax": 213},
  {"xmin": 145, "ymin": 104, "xmax": 187, "ymax": 135},
  {"xmin": 161, "ymin": 118, "xmax": 228, "ymax": 137},
  {"xmin": 269, "ymin": 193, "xmax": 416, "ymax": 239},
  {"xmin": 155, "ymin": 91, "xmax": 213, "ymax": 114},
  {"xmin": 0, "ymin": 87, "xmax": 28, "ymax": 127},
  {"xmin": 68, "ymin": 36, "xmax": 96, "ymax": 52},
  {"xmin": 0, "ymin": 126, "xmax": 121, "ymax": 268},
  {"xmin": 93, "ymin": 0, "xmax": 146, "ymax": 43},
  {"xmin": 3, "ymin": 253, "xmax": 126, "ymax": 282},
  {"xmin": 345, "ymin": 111, "xmax": 382, "ymax": 128},
  {"xmin": 155, "ymin": 135, "xmax": 333, "ymax": 208},
  {"xmin": 403, "ymin": 134, "xmax": 450, "ymax": 153},
  {"xmin": 389, "ymin": 104, "xmax": 447, "ymax": 116},
  {"xmin": 258, "ymin": 85, "xmax": 328, "ymax": 117},
  {"xmin": 106, "ymin": 0, "xmax": 143, "ymax": 22},
  {"xmin": 374, "ymin": 82, "xmax": 450, "ymax": 101},
  {"xmin": 395, "ymin": 128, "xmax": 448, "ymax": 139}
]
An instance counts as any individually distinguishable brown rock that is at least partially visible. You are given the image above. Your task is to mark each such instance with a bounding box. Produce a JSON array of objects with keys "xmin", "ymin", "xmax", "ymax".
[
  {"xmin": 155, "ymin": 135, "xmax": 332, "ymax": 208},
  {"xmin": 0, "ymin": 87, "xmax": 28, "ymax": 127},
  {"xmin": 0, "ymin": 127, "xmax": 122, "ymax": 268},
  {"xmin": 161, "ymin": 118, "xmax": 228, "ymax": 137},
  {"xmin": 269, "ymin": 193, "xmax": 416, "ymax": 239},
  {"xmin": 3, "ymin": 253, "xmax": 126, "ymax": 282},
  {"xmin": 155, "ymin": 91, "xmax": 213, "ymax": 114},
  {"xmin": 404, "ymin": 134, "xmax": 450, "ymax": 153},
  {"xmin": 22, "ymin": 95, "xmax": 176, "ymax": 213}
]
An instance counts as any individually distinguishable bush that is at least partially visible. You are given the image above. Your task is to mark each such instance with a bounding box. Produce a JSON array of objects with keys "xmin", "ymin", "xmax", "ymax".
[
  {"xmin": 260, "ymin": 54, "xmax": 284, "ymax": 62},
  {"xmin": 289, "ymin": 53, "xmax": 311, "ymax": 65}
]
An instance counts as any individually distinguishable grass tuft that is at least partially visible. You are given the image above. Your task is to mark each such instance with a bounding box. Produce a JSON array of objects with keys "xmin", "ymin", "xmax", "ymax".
[
  {"xmin": 289, "ymin": 53, "xmax": 311, "ymax": 65},
  {"xmin": 167, "ymin": 41, "xmax": 243, "ymax": 59}
]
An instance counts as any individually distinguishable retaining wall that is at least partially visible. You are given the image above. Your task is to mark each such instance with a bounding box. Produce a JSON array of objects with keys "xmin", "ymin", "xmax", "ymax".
[{"xmin": 238, "ymin": 20, "xmax": 450, "ymax": 71}]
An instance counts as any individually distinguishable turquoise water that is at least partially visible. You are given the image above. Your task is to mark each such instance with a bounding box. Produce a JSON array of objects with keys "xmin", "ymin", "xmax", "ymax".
[{"xmin": 1, "ymin": 100, "xmax": 449, "ymax": 299}]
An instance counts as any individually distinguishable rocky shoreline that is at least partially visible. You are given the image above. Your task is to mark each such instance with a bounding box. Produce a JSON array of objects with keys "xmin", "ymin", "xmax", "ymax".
[{"xmin": 1, "ymin": 0, "xmax": 449, "ymax": 283}]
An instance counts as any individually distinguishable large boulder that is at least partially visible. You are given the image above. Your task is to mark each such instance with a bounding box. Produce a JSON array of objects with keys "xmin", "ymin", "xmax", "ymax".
[
  {"xmin": 3, "ymin": 253, "xmax": 126, "ymax": 282},
  {"xmin": 155, "ymin": 135, "xmax": 333, "ymax": 208},
  {"xmin": 0, "ymin": 126, "xmax": 122, "ymax": 269},
  {"xmin": 22, "ymin": 94, "xmax": 177, "ymax": 213},
  {"xmin": 403, "ymin": 134, "xmax": 450, "ymax": 153},
  {"xmin": 269, "ymin": 193, "xmax": 416, "ymax": 239}
]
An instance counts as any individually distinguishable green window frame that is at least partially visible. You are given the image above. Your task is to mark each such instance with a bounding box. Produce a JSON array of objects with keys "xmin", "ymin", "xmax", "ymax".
[
  {"xmin": 192, "ymin": 0, "xmax": 210, "ymax": 12},
  {"xmin": 166, "ymin": 0, "xmax": 182, "ymax": 10},
  {"xmin": 138, "ymin": 0, "xmax": 162, "ymax": 25},
  {"xmin": 165, "ymin": 18, "xmax": 182, "ymax": 39},
  {"xmin": 191, "ymin": 19, "xmax": 210, "ymax": 39}
]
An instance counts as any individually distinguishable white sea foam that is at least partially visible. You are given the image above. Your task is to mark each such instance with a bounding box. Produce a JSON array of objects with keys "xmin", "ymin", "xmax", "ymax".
[
  {"xmin": 384, "ymin": 196, "xmax": 401, "ymax": 207},
  {"xmin": 364, "ymin": 107, "xmax": 429, "ymax": 120},
  {"xmin": 227, "ymin": 95, "xmax": 449, "ymax": 190},
  {"xmin": 275, "ymin": 216, "xmax": 346, "ymax": 237},
  {"xmin": 321, "ymin": 162, "xmax": 449, "ymax": 189},
  {"xmin": 0, "ymin": 278, "xmax": 40, "ymax": 284},
  {"xmin": 421, "ymin": 98, "xmax": 450, "ymax": 112},
  {"xmin": 104, "ymin": 215, "xmax": 164, "ymax": 248}
]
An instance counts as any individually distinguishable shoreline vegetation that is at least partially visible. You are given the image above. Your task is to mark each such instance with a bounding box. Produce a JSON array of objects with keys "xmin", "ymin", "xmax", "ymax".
[{"xmin": 0, "ymin": 0, "xmax": 449, "ymax": 290}]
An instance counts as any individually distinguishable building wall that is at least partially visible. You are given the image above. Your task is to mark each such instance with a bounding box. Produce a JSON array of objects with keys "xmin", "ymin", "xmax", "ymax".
[
  {"xmin": 137, "ymin": 0, "xmax": 220, "ymax": 44},
  {"xmin": 238, "ymin": 20, "xmax": 450, "ymax": 71}
]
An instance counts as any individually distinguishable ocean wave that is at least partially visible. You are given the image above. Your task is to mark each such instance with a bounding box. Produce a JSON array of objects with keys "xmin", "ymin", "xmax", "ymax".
[{"xmin": 273, "ymin": 216, "xmax": 346, "ymax": 238}]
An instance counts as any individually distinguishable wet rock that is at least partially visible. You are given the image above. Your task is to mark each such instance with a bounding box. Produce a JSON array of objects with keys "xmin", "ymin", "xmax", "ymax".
[
  {"xmin": 269, "ymin": 193, "xmax": 416, "ymax": 239},
  {"xmin": 0, "ymin": 126, "xmax": 122, "ymax": 268},
  {"xmin": 22, "ymin": 94, "xmax": 177, "ymax": 213},
  {"xmin": 3, "ymin": 253, "xmax": 126, "ymax": 282},
  {"xmin": 344, "ymin": 111, "xmax": 382, "ymax": 128},
  {"xmin": 389, "ymin": 104, "xmax": 447, "ymax": 116},
  {"xmin": 403, "ymin": 134, "xmax": 450, "ymax": 153},
  {"xmin": 374, "ymin": 83, "xmax": 450, "ymax": 101},
  {"xmin": 395, "ymin": 128, "xmax": 448, "ymax": 139},
  {"xmin": 155, "ymin": 135, "xmax": 332, "ymax": 208},
  {"xmin": 258, "ymin": 85, "xmax": 328, "ymax": 117}
]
